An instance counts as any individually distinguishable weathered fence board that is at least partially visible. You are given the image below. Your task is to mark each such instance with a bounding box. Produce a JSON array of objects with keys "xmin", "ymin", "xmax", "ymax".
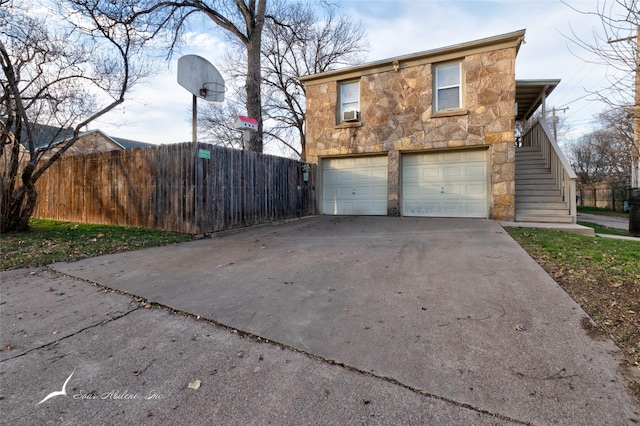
[
  {"xmin": 577, "ymin": 182, "xmax": 628, "ymax": 212},
  {"xmin": 31, "ymin": 142, "xmax": 316, "ymax": 234}
]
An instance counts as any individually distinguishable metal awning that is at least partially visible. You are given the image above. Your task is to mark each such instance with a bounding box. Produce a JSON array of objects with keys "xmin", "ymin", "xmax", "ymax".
[{"xmin": 515, "ymin": 80, "xmax": 560, "ymax": 121}]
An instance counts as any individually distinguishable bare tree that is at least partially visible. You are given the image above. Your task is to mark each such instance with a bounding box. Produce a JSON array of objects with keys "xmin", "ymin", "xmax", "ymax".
[
  {"xmin": 200, "ymin": 88, "xmax": 247, "ymax": 151},
  {"xmin": 200, "ymin": 0, "xmax": 368, "ymax": 160},
  {"xmin": 108, "ymin": 0, "xmax": 267, "ymax": 153},
  {"xmin": 563, "ymin": 0, "xmax": 639, "ymax": 186},
  {"xmin": 1, "ymin": 0, "xmax": 148, "ymax": 232},
  {"xmin": 569, "ymin": 108, "xmax": 633, "ymax": 183}
]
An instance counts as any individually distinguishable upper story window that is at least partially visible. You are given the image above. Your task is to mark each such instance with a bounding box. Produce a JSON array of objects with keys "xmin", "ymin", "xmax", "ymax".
[
  {"xmin": 434, "ymin": 62, "xmax": 462, "ymax": 112},
  {"xmin": 339, "ymin": 80, "xmax": 360, "ymax": 123}
]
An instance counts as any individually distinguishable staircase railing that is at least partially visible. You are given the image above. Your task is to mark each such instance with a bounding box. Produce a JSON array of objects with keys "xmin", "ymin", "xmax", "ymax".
[{"xmin": 520, "ymin": 119, "xmax": 578, "ymax": 223}]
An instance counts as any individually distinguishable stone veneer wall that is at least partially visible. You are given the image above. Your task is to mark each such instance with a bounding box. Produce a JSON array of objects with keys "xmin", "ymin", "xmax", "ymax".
[
  {"xmin": 305, "ymin": 47, "xmax": 517, "ymax": 220},
  {"xmin": 63, "ymin": 133, "xmax": 122, "ymax": 156},
  {"xmin": 40, "ymin": 133, "xmax": 123, "ymax": 159}
]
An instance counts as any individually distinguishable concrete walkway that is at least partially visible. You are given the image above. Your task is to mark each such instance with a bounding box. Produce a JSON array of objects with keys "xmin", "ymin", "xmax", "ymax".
[
  {"xmin": 577, "ymin": 212, "xmax": 640, "ymax": 241},
  {"xmin": 2, "ymin": 217, "xmax": 639, "ymax": 424},
  {"xmin": 577, "ymin": 212, "xmax": 629, "ymax": 230},
  {"xmin": 502, "ymin": 213, "xmax": 640, "ymax": 242}
]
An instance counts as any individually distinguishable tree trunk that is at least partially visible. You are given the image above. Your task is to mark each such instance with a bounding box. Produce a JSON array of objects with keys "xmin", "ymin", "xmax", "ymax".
[
  {"xmin": 17, "ymin": 166, "xmax": 37, "ymax": 231},
  {"xmin": 246, "ymin": 34, "xmax": 263, "ymax": 153},
  {"xmin": 1, "ymin": 185, "xmax": 26, "ymax": 233},
  {"xmin": 244, "ymin": 0, "xmax": 266, "ymax": 153}
]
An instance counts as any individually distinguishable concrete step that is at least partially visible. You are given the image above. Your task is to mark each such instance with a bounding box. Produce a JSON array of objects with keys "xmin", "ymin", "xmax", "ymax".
[
  {"xmin": 516, "ymin": 189, "xmax": 564, "ymax": 203},
  {"xmin": 516, "ymin": 152, "xmax": 545, "ymax": 158},
  {"xmin": 516, "ymin": 183, "xmax": 561, "ymax": 191},
  {"xmin": 516, "ymin": 201, "xmax": 568, "ymax": 210},
  {"xmin": 516, "ymin": 208, "xmax": 570, "ymax": 216},
  {"xmin": 516, "ymin": 160, "xmax": 551, "ymax": 170},
  {"xmin": 516, "ymin": 162, "xmax": 549, "ymax": 169},
  {"xmin": 516, "ymin": 152, "xmax": 544, "ymax": 160},
  {"xmin": 515, "ymin": 154, "xmax": 545, "ymax": 161},
  {"xmin": 516, "ymin": 167, "xmax": 553, "ymax": 176},
  {"xmin": 515, "ymin": 214, "xmax": 575, "ymax": 223},
  {"xmin": 516, "ymin": 195, "xmax": 563, "ymax": 206},
  {"xmin": 516, "ymin": 167, "xmax": 550, "ymax": 174},
  {"xmin": 515, "ymin": 155, "xmax": 546, "ymax": 162},
  {"xmin": 515, "ymin": 151, "xmax": 543, "ymax": 157},
  {"xmin": 516, "ymin": 146, "xmax": 542, "ymax": 152},
  {"xmin": 516, "ymin": 177, "xmax": 557, "ymax": 185}
]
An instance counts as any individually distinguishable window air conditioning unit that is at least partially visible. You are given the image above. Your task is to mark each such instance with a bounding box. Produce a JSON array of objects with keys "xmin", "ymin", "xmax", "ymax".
[{"xmin": 342, "ymin": 110, "xmax": 359, "ymax": 122}]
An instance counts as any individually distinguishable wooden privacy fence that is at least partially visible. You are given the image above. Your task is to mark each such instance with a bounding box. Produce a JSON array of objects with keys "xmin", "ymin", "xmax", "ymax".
[
  {"xmin": 577, "ymin": 182, "xmax": 627, "ymax": 212},
  {"xmin": 34, "ymin": 142, "xmax": 316, "ymax": 234}
]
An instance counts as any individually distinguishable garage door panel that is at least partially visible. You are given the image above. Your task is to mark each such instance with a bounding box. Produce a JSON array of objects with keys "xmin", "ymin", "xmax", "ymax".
[
  {"xmin": 404, "ymin": 183, "xmax": 440, "ymax": 196},
  {"xmin": 324, "ymin": 170, "xmax": 341, "ymax": 184},
  {"xmin": 466, "ymin": 150, "xmax": 486, "ymax": 161},
  {"xmin": 371, "ymin": 169, "xmax": 387, "ymax": 179},
  {"xmin": 402, "ymin": 150, "xmax": 488, "ymax": 218},
  {"xmin": 322, "ymin": 156, "xmax": 388, "ymax": 216},
  {"xmin": 467, "ymin": 183, "xmax": 487, "ymax": 196},
  {"xmin": 444, "ymin": 184, "xmax": 463, "ymax": 195},
  {"xmin": 404, "ymin": 202, "xmax": 440, "ymax": 216},
  {"xmin": 467, "ymin": 202, "xmax": 488, "ymax": 215},
  {"xmin": 444, "ymin": 166, "xmax": 463, "ymax": 178},
  {"xmin": 467, "ymin": 165, "xmax": 486, "ymax": 177},
  {"xmin": 443, "ymin": 152, "xmax": 465, "ymax": 162},
  {"xmin": 443, "ymin": 202, "xmax": 465, "ymax": 215},
  {"xmin": 338, "ymin": 186, "xmax": 354, "ymax": 197},
  {"xmin": 354, "ymin": 185, "xmax": 385, "ymax": 197},
  {"xmin": 422, "ymin": 167, "xmax": 441, "ymax": 178}
]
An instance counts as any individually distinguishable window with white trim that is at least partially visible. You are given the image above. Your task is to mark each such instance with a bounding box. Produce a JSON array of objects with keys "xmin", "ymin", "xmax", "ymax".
[
  {"xmin": 434, "ymin": 62, "xmax": 462, "ymax": 112},
  {"xmin": 339, "ymin": 81, "xmax": 360, "ymax": 122}
]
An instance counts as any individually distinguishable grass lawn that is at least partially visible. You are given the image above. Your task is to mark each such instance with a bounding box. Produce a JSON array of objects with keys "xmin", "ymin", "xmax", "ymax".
[
  {"xmin": 507, "ymin": 228, "xmax": 640, "ymax": 374},
  {"xmin": 1, "ymin": 219, "xmax": 192, "ymax": 270},
  {"xmin": 578, "ymin": 205, "xmax": 629, "ymax": 218}
]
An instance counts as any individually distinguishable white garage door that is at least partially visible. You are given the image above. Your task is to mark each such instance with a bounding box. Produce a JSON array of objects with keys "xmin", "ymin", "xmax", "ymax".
[
  {"xmin": 402, "ymin": 149, "xmax": 488, "ymax": 218},
  {"xmin": 322, "ymin": 156, "xmax": 388, "ymax": 215}
]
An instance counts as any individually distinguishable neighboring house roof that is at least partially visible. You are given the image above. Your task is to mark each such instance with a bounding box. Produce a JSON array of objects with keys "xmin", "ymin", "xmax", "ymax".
[
  {"xmin": 110, "ymin": 136, "xmax": 154, "ymax": 149},
  {"xmin": 299, "ymin": 29, "xmax": 527, "ymax": 85},
  {"xmin": 2, "ymin": 121, "xmax": 75, "ymax": 151},
  {"xmin": 8, "ymin": 124, "xmax": 152, "ymax": 152},
  {"xmin": 75, "ymin": 129, "xmax": 154, "ymax": 150}
]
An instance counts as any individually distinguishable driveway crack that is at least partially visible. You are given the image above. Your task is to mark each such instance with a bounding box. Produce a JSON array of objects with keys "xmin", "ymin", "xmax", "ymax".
[
  {"xmin": 1, "ymin": 307, "xmax": 140, "ymax": 363},
  {"xmin": 132, "ymin": 301, "xmax": 533, "ymax": 425}
]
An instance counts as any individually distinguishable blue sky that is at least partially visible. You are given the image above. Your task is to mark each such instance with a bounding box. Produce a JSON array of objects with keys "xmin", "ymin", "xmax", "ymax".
[{"xmin": 92, "ymin": 0, "xmax": 633, "ymax": 154}]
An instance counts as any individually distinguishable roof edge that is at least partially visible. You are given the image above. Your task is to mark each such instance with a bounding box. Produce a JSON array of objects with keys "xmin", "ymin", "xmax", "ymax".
[{"xmin": 300, "ymin": 29, "xmax": 526, "ymax": 84}]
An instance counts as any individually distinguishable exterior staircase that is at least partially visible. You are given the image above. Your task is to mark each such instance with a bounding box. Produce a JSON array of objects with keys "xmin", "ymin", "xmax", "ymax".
[{"xmin": 515, "ymin": 121, "xmax": 577, "ymax": 224}]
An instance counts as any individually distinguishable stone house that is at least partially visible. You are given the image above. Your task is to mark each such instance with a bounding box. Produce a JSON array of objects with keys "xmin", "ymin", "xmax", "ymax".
[
  {"xmin": 3, "ymin": 122, "xmax": 153, "ymax": 158},
  {"xmin": 44, "ymin": 129, "xmax": 154, "ymax": 158},
  {"xmin": 2, "ymin": 125, "xmax": 153, "ymax": 180},
  {"xmin": 301, "ymin": 29, "xmax": 577, "ymax": 223}
]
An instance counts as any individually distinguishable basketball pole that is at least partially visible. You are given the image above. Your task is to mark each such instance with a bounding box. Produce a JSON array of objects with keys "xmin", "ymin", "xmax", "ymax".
[{"xmin": 192, "ymin": 94, "xmax": 197, "ymax": 144}]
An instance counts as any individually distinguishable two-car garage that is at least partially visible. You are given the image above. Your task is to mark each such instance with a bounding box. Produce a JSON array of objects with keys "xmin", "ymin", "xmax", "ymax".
[{"xmin": 321, "ymin": 149, "xmax": 489, "ymax": 218}]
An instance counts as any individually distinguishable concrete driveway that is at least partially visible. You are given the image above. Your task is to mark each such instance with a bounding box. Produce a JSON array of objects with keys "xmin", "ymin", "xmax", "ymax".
[
  {"xmin": 50, "ymin": 216, "xmax": 638, "ymax": 424},
  {"xmin": 578, "ymin": 212, "xmax": 629, "ymax": 230}
]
